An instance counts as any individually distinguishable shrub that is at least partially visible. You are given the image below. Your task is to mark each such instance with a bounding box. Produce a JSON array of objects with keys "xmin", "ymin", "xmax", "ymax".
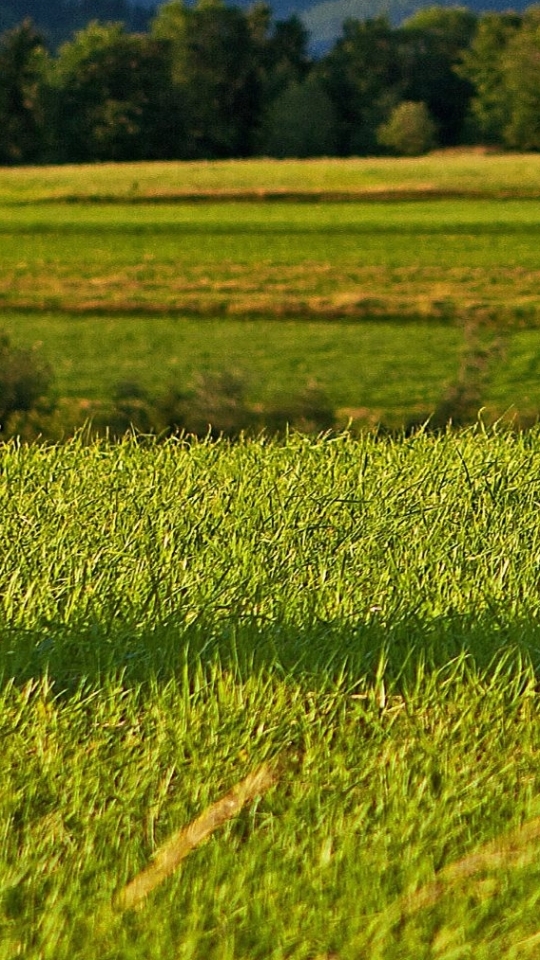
[
  {"xmin": 157, "ymin": 371, "xmax": 254, "ymax": 438},
  {"xmin": 265, "ymin": 381, "xmax": 336, "ymax": 435},
  {"xmin": 377, "ymin": 101, "xmax": 437, "ymax": 156},
  {"xmin": 108, "ymin": 380, "xmax": 157, "ymax": 436},
  {"xmin": 0, "ymin": 333, "xmax": 55, "ymax": 439}
]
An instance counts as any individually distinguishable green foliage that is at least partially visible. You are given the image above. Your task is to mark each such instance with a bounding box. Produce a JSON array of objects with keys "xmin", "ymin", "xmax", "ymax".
[
  {"xmin": 151, "ymin": 0, "xmax": 262, "ymax": 158},
  {"xmin": 320, "ymin": 16, "xmax": 402, "ymax": 155},
  {"xmin": 51, "ymin": 22, "xmax": 169, "ymax": 162},
  {"xmin": 5, "ymin": 4, "xmax": 540, "ymax": 159},
  {"xmin": 259, "ymin": 76, "xmax": 337, "ymax": 157},
  {"xmin": 457, "ymin": 13, "xmax": 520, "ymax": 145},
  {"xmin": 156, "ymin": 370, "xmax": 254, "ymax": 438},
  {"xmin": 0, "ymin": 18, "xmax": 49, "ymax": 163},
  {"xmin": 502, "ymin": 7, "xmax": 540, "ymax": 150},
  {"xmin": 0, "ymin": 332, "xmax": 55, "ymax": 439},
  {"xmin": 377, "ymin": 100, "xmax": 437, "ymax": 155},
  {"xmin": 400, "ymin": 6, "xmax": 477, "ymax": 145}
]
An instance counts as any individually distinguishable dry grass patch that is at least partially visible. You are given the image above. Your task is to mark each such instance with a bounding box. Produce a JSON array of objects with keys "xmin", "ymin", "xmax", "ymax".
[{"xmin": 2, "ymin": 261, "xmax": 540, "ymax": 323}]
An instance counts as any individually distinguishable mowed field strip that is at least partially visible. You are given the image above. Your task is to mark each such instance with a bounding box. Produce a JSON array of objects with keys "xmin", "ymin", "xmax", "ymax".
[
  {"xmin": 3, "ymin": 154, "xmax": 540, "ymax": 426},
  {"xmin": 3, "ymin": 152, "xmax": 540, "ymax": 202},
  {"xmin": 2, "ymin": 198, "xmax": 540, "ymax": 323}
]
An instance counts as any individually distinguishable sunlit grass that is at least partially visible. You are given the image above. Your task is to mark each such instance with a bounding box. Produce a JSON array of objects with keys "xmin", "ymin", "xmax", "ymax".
[
  {"xmin": 3, "ymin": 430, "xmax": 540, "ymax": 684},
  {"xmin": 2, "ymin": 152, "xmax": 540, "ymax": 202},
  {"xmin": 1, "ymin": 431, "xmax": 540, "ymax": 957}
]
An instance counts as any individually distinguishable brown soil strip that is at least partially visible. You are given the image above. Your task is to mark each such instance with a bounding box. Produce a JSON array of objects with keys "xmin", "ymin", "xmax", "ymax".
[{"xmin": 115, "ymin": 762, "xmax": 278, "ymax": 912}]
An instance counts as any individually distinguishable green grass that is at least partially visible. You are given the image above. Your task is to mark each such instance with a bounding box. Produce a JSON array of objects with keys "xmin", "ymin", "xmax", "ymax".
[
  {"xmin": 2, "ymin": 430, "xmax": 540, "ymax": 957},
  {"xmin": 0, "ymin": 310, "xmax": 462, "ymax": 427},
  {"xmin": 3, "ymin": 190, "xmax": 540, "ymax": 428},
  {"xmin": 484, "ymin": 329, "xmax": 540, "ymax": 422},
  {"xmin": 2, "ymin": 199, "xmax": 540, "ymax": 325},
  {"xmin": 4, "ymin": 158, "xmax": 540, "ymax": 958},
  {"xmin": 3, "ymin": 152, "xmax": 540, "ymax": 202}
]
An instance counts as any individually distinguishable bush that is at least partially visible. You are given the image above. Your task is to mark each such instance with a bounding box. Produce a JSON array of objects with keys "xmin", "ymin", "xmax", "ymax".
[
  {"xmin": 157, "ymin": 374, "xmax": 336, "ymax": 439},
  {"xmin": 265, "ymin": 381, "xmax": 336, "ymax": 435},
  {"xmin": 0, "ymin": 334, "xmax": 55, "ymax": 439},
  {"xmin": 377, "ymin": 101, "xmax": 437, "ymax": 156},
  {"xmin": 157, "ymin": 371, "xmax": 255, "ymax": 439},
  {"xmin": 107, "ymin": 380, "xmax": 157, "ymax": 436}
]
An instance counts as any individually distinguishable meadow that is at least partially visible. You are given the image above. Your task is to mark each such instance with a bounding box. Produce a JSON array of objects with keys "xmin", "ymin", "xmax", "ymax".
[
  {"xmin": 2, "ymin": 430, "xmax": 540, "ymax": 959},
  {"xmin": 3, "ymin": 151, "xmax": 540, "ymax": 202},
  {"xmin": 3, "ymin": 179, "xmax": 540, "ymax": 429},
  {"xmin": 2, "ymin": 155, "xmax": 540, "ymax": 957}
]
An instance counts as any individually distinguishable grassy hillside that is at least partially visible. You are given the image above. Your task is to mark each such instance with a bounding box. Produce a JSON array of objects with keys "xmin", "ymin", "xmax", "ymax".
[{"xmin": 1, "ymin": 431, "xmax": 540, "ymax": 958}]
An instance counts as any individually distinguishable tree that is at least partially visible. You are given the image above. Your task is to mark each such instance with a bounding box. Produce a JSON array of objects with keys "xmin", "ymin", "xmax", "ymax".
[
  {"xmin": 52, "ymin": 21, "xmax": 169, "ymax": 161},
  {"xmin": 264, "ymin": 14, "xmax": 311, "ymax": 97},
  {"xmin": 0, "ymin": 18, "xmax": 49, "ymax": 163},
  {"xmin": 457, "ymin": 13, "xmax": 521, "ymax": 145},
  {"xmin": 377, "ymin": 100, "xmax": 437, "ymax": 155},
  {"xmin": 502, "ymin": 8, "xmax": 540, "ymax": 150},
  {"xmin": 260, "ymin": 76, "xmax": 337, "ymax": 157},
  {"xmin": 151, "ymin": 0, "xmax": 262, "ymax": 159},
  {"xmin": 320, "ymin": 17, "xmax": 403, "ymax": 155},
  {"xmin": 399, "ymin": 6, "xmax": 477, "ymax": 146}
]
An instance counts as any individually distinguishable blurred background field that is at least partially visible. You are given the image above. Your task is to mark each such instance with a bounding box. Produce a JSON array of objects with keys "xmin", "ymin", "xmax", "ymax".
[
  {"xmin": 3, "ymin": 152, "xmax": 540, "ymax": 202},
  {"xmin": 1, "ymin": 166, "xmax": 540, "ymax": 437}
]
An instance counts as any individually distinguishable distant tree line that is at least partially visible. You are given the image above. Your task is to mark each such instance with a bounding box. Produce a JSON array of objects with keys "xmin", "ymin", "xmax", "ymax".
[{"xmin": 3, "ymin": 0, "xmax": 540, "ymax": 164}]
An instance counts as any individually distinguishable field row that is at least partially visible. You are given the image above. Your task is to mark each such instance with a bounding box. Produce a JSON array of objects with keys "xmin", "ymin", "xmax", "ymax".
[
  {"xmin": 2, "ymin": 201, "xmax": 540, "ymax": 324},
  {"xmin": 3, "ymin": 153, "xmax": 540, "ymax": 202}
]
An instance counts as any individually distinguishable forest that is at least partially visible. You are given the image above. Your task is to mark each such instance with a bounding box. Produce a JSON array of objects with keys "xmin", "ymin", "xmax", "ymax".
[{"xmin": 1, "ymin": 0, "xmax": 540, "ymax": 164}]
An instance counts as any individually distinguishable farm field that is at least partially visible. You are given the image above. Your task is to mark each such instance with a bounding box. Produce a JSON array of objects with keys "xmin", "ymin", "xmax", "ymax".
[
  {"xmin": 2, "ymin": 162, "xmax": 540, "ymax": 429},
  {"xmin": 2, "ymin": 199, "xmax": 540, "ymax": 323},
  {"xmin": 3, "ymin": 157, "xmax": 540, "ymax": 956},
  {"xmin": 0, "ymin": 310, "xmax": 462, "ymax": 431},
  {"xmin": 1, "ymin": 431, "xmax": 540, "ymax": 958},
  {"xmin": 3, "ymin": 151, "xmax": 540, "ymax": 202}
]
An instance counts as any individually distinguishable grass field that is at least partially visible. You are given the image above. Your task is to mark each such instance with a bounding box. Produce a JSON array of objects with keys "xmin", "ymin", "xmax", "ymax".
[
  {"xmin": 3, "ymin": 151, "xmax": 540, "ymax": 202},
  {"xmin": 2, "ymin": 169, "xmax": 540, "ymax": 429},
  {"xmin": 3, "ymin": 156, "xmax": 540, "ymax": 956},
  {"xmin": 0, "ymin": 310, "xmax": 463, "ymax": 431},
  {"xmin": 2, "ymin": 199, "xmax": 540, "ymax": 323},
  {"xmin": 2, "ymin": 431, "xmax": 540, "ymax": 958}
]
